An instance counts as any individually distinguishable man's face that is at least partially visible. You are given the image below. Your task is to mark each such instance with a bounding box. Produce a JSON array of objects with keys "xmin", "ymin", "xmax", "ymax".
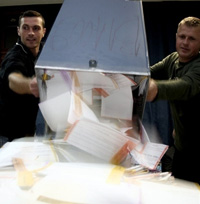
[
  {"xmin": 176, "ymin": 24, "xmax": 200, "ymax": 63},
  {"xmin": 17, "ymin": 17, "xmax": 46, "ymax": 55}
]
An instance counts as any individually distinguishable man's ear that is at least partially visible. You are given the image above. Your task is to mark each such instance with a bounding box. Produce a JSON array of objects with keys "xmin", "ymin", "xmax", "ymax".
[
  {"xmin": 17, "ymin": 26, "xmax": 20, "ymax": 36},
  {"xmin": 43, "ymin": 28, "xmax": 46, "ymax": 37}
]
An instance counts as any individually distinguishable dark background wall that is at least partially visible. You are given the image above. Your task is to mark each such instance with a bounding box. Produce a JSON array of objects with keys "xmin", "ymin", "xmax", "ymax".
[{"xmin": 1, "ymin": 1, "xmax": 200, "ymax": 145}]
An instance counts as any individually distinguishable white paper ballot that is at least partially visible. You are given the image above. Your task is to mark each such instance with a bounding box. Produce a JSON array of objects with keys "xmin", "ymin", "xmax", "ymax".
[
  {"xmin": 39, "ymin": 92, "xmax": 71, "ymax": 132},
  {"xmin": 138, "ymin": 76, "xmax": 148, "ymax": 96},
  {"xmin": 68, "ymin": 92, "xmax": 99, "ymax": 124},
  {"xmin": 45, "ymin": 70, "xmax": 72, "ymax": 100},
  {"xmin": 72, "ymin": 72, "xmax": 116, "ymax": 93},
  {"xmin": 64, "ymin": 119, "xmax": 136, "ymax": 164},
  {"xmin": 101, "ymin": 86, "xmax": 133, "ymax": 120},
  {"xmin": 106, "ymin": 73, "xmax": 137, "ymax": 88},
  {"xmin": 127, "ymin": 137, "xmax": 168, "ymax": 170},
  {"xmin": 93, "ymin": 74, "xmax": 137, "ymax": 97},
  {"xmin": 0, "ymin": 142, "xmax": 57, "ymax": 170},
  {"xmin": 81, "ymin": 89, "xmax": 93, "ymax": 105}
]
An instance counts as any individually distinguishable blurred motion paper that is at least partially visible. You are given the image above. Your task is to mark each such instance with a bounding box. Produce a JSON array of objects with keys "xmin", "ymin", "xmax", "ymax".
[{"xmin": 64, "ymin": 119, "xmax": 135, "ymax": 165}]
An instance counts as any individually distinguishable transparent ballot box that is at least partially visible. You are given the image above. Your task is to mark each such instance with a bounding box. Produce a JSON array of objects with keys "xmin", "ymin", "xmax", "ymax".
[{"xmin": 35, "ymin": 0, "xmax": 150, "ymax": 156}]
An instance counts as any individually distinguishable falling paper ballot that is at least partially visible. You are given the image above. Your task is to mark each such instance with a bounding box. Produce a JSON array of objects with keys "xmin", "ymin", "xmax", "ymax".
[
  {"xmin": 64, "ymin": 119, "xmax": 136, "ymax": 165},
  {"xmin": 39, "ymin": 92, "xmax": 71, "ymax": 132},
  {"xmin": 101, "ymin": 86, "xmax": 133, "ymax": 120},
  {"xmin": 63, "ymin": 118, "xmax": 168, "ymax": 169}
]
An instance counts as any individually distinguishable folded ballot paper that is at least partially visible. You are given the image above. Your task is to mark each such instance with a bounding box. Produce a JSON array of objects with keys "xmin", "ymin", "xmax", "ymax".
[
  {"xmin": 39, "ymin": 70, "xmax": 168, "ymax": 170},
  {"xmin": 64, "ymin": 118, "xmax": 168, "ymax": 170}
]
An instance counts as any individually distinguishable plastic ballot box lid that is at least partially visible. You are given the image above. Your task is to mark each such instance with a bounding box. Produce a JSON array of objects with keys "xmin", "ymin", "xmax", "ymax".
[{"xmin": 35, "ymin": 0, "xmax": 150, "ymax": 75}]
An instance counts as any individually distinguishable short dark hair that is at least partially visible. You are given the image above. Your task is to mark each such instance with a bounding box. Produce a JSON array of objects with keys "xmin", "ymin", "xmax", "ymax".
[{"xmin": 18, "ymin": 10, "xmax": 45, "ymax": 28}]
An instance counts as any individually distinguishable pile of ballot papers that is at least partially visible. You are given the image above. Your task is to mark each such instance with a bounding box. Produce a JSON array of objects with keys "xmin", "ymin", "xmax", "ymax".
[{"xmin": 0, "ymin": 140, "xmax": 199, "ymax": 204}]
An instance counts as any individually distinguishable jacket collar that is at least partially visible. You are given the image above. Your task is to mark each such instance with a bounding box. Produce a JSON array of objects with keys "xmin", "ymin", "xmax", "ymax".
[{"xmin": 15, "ymin": 39, "xmax": 44, "ymax": 59}]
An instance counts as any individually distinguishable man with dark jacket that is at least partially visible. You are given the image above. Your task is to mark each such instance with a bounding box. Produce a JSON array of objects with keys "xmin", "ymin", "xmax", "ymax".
[
  {"xmin": 0, "ymin": 10, "xmax": 46, "ymax": 145},
  {"xmin": 147, "ymin": 16, "xmax": 200, "ymax": 184}
]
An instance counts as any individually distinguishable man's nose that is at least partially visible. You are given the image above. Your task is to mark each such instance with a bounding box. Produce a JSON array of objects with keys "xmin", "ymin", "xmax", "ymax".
[
  {"xmin": 28, "ymin": 28, "xmax": 34, "ymax": 35},
  {"xmin": 183, "ymin": 37, "xmax": 189, "ymax": 44}
]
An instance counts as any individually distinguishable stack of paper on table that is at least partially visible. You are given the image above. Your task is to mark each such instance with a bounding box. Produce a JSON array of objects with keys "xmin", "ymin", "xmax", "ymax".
[
  {"xmin": 0, "ymin": 146, "xmax": 199, "ymax": 204},
  {"xmin": 0, "ymin": 142, "xmax": 58, "ymax": 170}
]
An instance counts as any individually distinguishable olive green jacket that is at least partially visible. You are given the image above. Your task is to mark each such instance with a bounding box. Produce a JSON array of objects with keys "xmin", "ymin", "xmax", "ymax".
[{"xmin": 151, "ymin": 52, "xmax": 200, "ymax": 151}]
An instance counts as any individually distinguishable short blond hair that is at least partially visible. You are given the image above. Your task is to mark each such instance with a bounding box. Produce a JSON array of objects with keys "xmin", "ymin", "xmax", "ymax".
[{"xmin": 178, "ymin": 16, "xmax": 200, "ymax": 29}]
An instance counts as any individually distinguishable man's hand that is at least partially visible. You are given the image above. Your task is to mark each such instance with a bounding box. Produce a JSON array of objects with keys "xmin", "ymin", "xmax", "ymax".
[
  {"xmin": 29, "ymin": 77, "xmax": 39, "ymax": 97},
  {"xmin": 8, "ymin": 73, "xmax": 39, "ymax": 98},
  {"xmin": 146, "ymin": 79, "xmax": 158, "ymax": 102}
]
